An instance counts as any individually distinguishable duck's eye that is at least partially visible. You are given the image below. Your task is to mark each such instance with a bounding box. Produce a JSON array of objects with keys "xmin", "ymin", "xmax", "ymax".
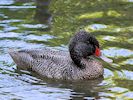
[{"xmin": 86, "ymin": 41, "xmax": 90, "ymax": 44}]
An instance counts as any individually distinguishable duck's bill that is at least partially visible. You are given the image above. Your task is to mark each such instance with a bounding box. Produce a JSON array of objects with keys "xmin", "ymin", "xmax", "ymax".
[{"xmin": 99, "ymin": 55, "xmax": 113, "ymax": 63}]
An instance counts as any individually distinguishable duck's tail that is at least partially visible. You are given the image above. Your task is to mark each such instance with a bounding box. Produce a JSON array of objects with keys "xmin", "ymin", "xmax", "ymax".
[{"xmin": 9, "ymin": 50, "xmax": 33, "ymax": 70}]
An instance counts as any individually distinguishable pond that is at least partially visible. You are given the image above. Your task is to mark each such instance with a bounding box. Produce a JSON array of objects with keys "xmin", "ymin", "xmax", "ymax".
[{"xmin": 0, "ymin": 0, "xmax": 133, "ymax": 99}]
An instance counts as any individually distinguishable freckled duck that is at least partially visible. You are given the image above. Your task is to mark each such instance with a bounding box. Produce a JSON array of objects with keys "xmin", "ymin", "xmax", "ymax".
[{"xmin": 9, "ymin": 31, "xmax": 103, "ymax": 80}]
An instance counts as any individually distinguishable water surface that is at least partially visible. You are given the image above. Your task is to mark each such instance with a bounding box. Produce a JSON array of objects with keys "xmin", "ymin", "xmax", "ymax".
[{"xmin": 0, "ymin": 0, "xmax": 133, "ymax": 100}]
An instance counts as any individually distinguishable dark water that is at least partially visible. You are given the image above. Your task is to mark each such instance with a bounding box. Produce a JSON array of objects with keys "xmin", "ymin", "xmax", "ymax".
[{"xmin": 0, "ymin": 0, "xmax": 133, "ymax": 99}]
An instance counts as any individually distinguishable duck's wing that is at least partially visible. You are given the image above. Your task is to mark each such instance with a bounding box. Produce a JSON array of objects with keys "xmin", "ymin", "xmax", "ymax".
[
  {"xmin": 18, "ymin": 48, "xmax": 69, "ymax": 59},
  {"xmin": 31, "ymin": 56, "xmax": 72, "ymax": 79},
  {"xmin": 9, "ymin": 48, "xmax": 70, "ymax": 69},
  {"xmin": 9, "ymin": 50, "xmax": 33, "ymax": 70}
]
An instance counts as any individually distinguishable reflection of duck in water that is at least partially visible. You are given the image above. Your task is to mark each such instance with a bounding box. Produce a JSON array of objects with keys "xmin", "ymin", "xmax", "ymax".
[{"xmin": 9, "ymin": 31, "xmax": 103, "ymax": 80}]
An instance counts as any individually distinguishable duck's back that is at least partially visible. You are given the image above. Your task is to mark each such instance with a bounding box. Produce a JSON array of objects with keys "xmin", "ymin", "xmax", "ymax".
[
  {"xmin": 9, "ymin": 48, "xmax": 69, "ymax": 67},
  {"xmin": 9, "ymin": 48, "xmax": 75, "ymax": 79}
]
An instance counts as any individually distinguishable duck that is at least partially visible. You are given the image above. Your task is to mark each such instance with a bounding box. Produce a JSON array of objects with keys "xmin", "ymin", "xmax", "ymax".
[{"xmin": 9, "ymin": 31, "xmax": 103, "ymax": 80}]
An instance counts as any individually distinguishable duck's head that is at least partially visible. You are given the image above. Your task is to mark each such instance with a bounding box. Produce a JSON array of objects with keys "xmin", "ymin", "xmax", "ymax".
[{"xmin": 69, "ymin": 31, "xmax": 101, "ymax": 68}]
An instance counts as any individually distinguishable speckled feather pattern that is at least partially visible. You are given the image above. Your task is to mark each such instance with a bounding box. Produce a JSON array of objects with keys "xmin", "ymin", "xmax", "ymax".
[{"xmin": 9, "ymin": 48, "xmax": 103, "ymax": 80}]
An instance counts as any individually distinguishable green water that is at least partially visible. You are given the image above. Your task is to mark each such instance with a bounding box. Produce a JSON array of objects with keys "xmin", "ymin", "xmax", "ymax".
[{"xmin": 0, "ymin": 0, "xmax": 133, "ymax": 100}]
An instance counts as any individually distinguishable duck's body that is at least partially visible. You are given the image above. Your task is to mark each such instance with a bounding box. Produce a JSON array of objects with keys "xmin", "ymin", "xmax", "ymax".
[{"xmin": 9, "ymin": 31, "xmax": 104, "ymax": 80}]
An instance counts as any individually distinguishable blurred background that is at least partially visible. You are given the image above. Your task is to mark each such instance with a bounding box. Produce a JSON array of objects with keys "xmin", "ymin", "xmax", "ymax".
[{"xmin": 0, "ymin": 0, "xmax": 133, "ymax": 99}]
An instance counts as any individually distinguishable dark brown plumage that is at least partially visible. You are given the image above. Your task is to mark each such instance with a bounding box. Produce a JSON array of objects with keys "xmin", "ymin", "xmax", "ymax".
[
  {"xmin": 69, "ymin": 31, "xmax": 100, "ymax": 68},
  {"xmin": 9, "ymin": 31, "xmax": 103, "ymax": 80}
]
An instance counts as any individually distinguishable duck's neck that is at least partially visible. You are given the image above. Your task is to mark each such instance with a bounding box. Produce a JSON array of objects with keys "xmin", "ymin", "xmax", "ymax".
[{"xmin": 69, "ymin": 49, "xmax": 86, "ymax": 69}]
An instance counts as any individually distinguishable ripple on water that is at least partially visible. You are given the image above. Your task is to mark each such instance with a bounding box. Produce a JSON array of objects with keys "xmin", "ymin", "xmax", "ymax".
[
  {"xmin": 102, "ymin": 36, "xmax": 116, "ymax": 41},
  {"xmin": 122, "ymin": 70, "xmax": 133, "ymax": 80},
  {"xmin": 123, "ymin": 58, "xmax": 133, "ymax": 65},
  {"xmin": 90, "ymin": 24, "xmax": 107, "ymax": 30},
  {"xmin": 128, "ymin": 0, "xmax": 133, "ymax": 2},
  {"xmin": 102, "ymin": 47, "xmax": 133, "ymax": 58},
  {"xmin": 0, "ymin": 6, "xmax": 36, "ymax": 9},
  {"xmin": 0, "ymin": 0, "xmax": 14, "ymax": 5},
  {"xmin": 0, "ymin": 40, "xmax": 44, "ymax": 49},
  {"xmin": 24, "ymin": 34, "xmax": 55, "ymax": 41},
  {"xmin": 0, "ymin": 32, "xmax": 19, "ymax": 38},
  {"xmin": 0, "ymin": 74, "xmax": 71, "ymax": 100},
  {"xmin": 21, "ymin": 24, "xmax": 48, "ymax": 29},
  {"xmin": 0, "ymin": 19, "xmax": 22, "ymax": 24}
]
